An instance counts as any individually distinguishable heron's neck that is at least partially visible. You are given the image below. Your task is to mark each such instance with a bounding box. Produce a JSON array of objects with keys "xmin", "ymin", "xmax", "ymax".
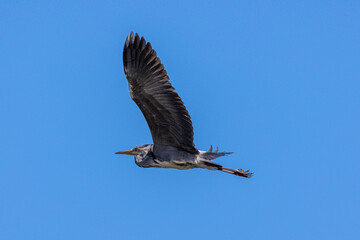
[{"xmin": 135, "ymin": 149, "xmax": 155, "ymax": 167}]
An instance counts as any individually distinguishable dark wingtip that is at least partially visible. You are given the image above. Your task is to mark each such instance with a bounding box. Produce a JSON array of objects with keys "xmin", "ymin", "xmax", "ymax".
[
  {"xmin": 125, "ymin": 33, "xmax": 131, "ymax": 48},
  {"xmin": 125, "ymin": 31, "xmax": 147, "ymax": 49}
]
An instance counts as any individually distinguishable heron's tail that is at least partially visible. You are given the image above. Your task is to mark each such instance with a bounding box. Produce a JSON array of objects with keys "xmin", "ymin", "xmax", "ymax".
[{"xmin": 200, "ymin": 145, "xmax": 233, "ymax": 161}]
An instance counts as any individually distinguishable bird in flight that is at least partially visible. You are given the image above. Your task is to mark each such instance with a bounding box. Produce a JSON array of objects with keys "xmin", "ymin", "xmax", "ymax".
[{"xmin": 116, "ymin": 32, "xmax": 253, "ymax": 178}]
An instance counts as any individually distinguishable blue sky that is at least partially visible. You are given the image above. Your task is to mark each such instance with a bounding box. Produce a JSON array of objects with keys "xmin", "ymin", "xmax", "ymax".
[{"xmin": 1, "ymin": 1, "xmax": 359, "ymax": 239}]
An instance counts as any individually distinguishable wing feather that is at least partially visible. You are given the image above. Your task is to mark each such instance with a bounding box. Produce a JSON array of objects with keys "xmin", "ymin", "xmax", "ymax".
[{"xmin": 123, "ymin": 32, "xmax": 198, "ymax": 154}]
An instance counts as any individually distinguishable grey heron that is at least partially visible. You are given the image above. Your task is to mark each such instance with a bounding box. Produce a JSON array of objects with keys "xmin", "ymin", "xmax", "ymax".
[{"xmin": 116, "ymin": 32, "xmax": 253, "ymax": 178}]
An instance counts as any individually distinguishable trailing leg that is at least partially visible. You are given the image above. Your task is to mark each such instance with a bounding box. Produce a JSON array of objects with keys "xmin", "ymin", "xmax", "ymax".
[
  {"xmin": 200, "ymin": 160, "xmax": 253, "ymax": 178},
  {"xmin": 221, "ymin": 167, "xmax": 253, "ymax": 178}
]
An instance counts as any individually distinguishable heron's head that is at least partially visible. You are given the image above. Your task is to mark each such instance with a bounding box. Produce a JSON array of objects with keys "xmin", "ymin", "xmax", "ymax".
[{"xmin": 115, "ymin": 144, "xmax": 151, "ymax": 157}]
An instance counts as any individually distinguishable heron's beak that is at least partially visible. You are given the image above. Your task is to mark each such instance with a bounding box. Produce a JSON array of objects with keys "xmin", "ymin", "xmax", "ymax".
[{"xmin": 115, "ymin": 149, "xmax": 136, "ymax": 155}]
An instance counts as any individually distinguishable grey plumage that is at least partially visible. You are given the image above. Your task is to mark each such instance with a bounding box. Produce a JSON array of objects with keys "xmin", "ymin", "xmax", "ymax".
[{"xmin": 116, "ymin": 32, "xmax": 253, "ymax": 178}]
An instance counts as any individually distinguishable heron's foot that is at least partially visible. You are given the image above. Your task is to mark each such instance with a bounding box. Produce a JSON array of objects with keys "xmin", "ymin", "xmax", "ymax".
[{"xmin": 234, "ymin": 169, "xmax": 253, "ymax": 178}]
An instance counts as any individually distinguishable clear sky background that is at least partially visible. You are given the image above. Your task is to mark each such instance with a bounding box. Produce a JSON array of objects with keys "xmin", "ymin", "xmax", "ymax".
[{"xmin": 1, "ymin": 1, "xmax": 359, "ymax": 239}]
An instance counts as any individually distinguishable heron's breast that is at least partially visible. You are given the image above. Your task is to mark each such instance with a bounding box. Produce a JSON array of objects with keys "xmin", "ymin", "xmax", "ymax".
[{"xmin": 154, "ymin": 159, "xmax": 196, "ymax": 170}]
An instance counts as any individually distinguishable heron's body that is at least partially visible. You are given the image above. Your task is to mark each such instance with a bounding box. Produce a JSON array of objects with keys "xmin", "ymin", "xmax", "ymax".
[
  {"xmin": 116, "ymin": 32, "xmax": 253, "ymax": 178},
  {"xmin": 133, "ymin": 144, "xmax": 229, "ymax": 170}
]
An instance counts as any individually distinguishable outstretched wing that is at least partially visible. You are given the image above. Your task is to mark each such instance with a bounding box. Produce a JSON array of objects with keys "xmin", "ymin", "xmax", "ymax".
[{"xmin": 123, "ymin": 32, "xmax": 198, "ymax": 154}]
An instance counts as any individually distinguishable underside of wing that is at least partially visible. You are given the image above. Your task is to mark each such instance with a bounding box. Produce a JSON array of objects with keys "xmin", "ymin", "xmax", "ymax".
[{"xmin": 123, "ymin": 32, "xmax": 198, "ymax": 154}]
